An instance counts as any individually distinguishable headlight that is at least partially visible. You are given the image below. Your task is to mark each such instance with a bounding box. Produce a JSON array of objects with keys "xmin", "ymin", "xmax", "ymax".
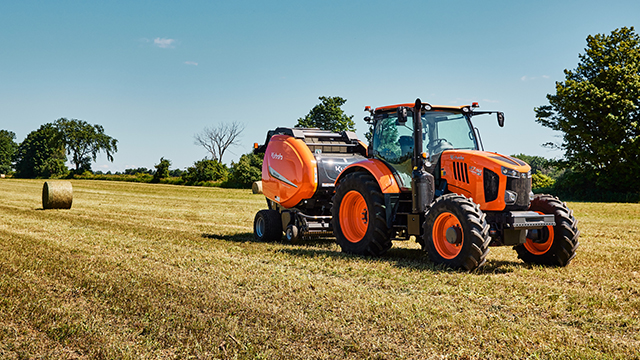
[
  {"xmin": 501, "ymin": 166, "xmax": 519, "ymax": 178},
  {"xmin": 505, "ymin": 190, "xmax": 518, "ymax": 204}
]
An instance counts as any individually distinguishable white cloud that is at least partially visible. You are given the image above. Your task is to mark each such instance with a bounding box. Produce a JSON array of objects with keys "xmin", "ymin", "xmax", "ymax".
[
  {"xmin": 184, "ymin": 61, "xmax": 198, "ymax": 66},
  {"xmin": 154, "ymin": 38, "xmax": 175, "ymax": 48}
]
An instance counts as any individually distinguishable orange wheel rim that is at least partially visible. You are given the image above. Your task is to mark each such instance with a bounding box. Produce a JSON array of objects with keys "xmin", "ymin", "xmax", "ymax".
[
  {"xmin": 339, "ymin": 191, "xmax": 369, "ymax": 243},
  {"xmin": 524, "ymin": 211, "xmax": 554, "ymax": 255},
  {"xmin": 432, "ymin": 212, "xmax": 463, "ymax": 259}
]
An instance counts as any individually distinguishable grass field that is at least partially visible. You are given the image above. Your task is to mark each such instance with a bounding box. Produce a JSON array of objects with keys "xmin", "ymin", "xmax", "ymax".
[{"xmin": 1, "ymin": 179, "xmax": 639, "ymax": 359}]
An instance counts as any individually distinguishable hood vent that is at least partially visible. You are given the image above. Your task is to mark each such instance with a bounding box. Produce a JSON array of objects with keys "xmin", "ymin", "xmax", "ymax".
[{"xmin": 452, "ymin": 161, "xmax": 469, "ymax": 184}]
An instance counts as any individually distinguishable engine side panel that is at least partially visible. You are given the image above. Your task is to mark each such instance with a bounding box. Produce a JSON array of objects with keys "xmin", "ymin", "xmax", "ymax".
[
  {"xmin": 262, "ymin": 135, "xmax": 318, "ymax": 208},
  {"xmin": 439, "ymin": 150, "xmax": 532, "ymax": 211}
]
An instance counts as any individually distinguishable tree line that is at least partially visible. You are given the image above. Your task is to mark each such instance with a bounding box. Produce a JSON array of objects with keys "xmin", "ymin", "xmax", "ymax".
[
  {"xmin": 0, "ymin": 118, "xmax": 264, "ymax": 188},
  {"xmin": 0, "ymin": 119, "xmax": 117, "ymax": 178}
]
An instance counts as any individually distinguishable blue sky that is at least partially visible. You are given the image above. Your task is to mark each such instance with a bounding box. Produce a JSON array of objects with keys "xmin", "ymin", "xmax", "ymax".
[{"xmin": 1, "ymin": 0, "xmax": 638, "ymax": 172}]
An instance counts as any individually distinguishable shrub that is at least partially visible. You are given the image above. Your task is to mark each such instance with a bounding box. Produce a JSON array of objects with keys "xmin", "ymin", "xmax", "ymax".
[
  {"xmin": 547, "ymin": 168, "xmax": 639, "ymax": 202},
  {"xmin": 152, "ymin": 157, "xmax": 171, "ymax": 183},
  {"xmin": 124, "ymin": 167, "xmax": 153, "ymax": 175},
  {"xmin": 532, "ymin": 173, "xmax": 555, "ymax": 190},
  {"xmin": 227, "ymin": 153, "xmax": 263, "ymax": 188},
  {"xmin": 182, "ymin": 159, "xmax": 228, "ymax": 185}
]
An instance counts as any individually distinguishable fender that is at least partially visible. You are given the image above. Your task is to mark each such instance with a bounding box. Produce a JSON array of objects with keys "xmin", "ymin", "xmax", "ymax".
[{"xmin": 334, "ymin": 159, "xmax": 401, "ymax": 194}]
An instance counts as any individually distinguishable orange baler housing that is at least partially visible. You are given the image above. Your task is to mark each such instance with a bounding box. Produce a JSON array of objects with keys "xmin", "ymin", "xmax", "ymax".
[{"xmin": 262, "ymin": 135, "xmax": 318, "ymax": 209}]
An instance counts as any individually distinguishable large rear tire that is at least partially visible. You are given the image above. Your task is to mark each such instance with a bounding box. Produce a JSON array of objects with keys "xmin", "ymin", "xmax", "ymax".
[
  {"xmin": 332, "ymin": 172, "xmax": 392, "ymax": 256},
  {"xmin": 253, "ymin": 209, "xmax": 282, "ymax": 242},
  {"xmin": 422, "ymin": 193, "xmax": 490, "ymax": 271},
  {"xmin": 514, "ymin": 194, "xmax": 579, "ymax": 266}
]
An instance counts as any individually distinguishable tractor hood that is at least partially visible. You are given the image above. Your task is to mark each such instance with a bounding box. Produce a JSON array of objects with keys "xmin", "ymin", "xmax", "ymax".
[{"xmin": 440, "ymin": 150, "xmax": 532, "ymax": 211}]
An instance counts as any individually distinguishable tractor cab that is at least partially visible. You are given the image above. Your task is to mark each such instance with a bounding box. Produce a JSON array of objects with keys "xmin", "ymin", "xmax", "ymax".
[{"xmin": 369, "ymin": 104, "xmax": 481, "ymax": 189}]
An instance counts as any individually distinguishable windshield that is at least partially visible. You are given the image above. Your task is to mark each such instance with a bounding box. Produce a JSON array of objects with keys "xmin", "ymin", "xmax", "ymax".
[{"xmin": 372, "ymin": 110, "xmax": 477, "ymax": 188}]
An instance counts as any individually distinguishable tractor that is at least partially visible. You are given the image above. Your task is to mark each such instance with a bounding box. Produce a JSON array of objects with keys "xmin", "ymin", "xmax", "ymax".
[{"xmin": 253, "ymin": 99, "xmax": 579, "ymax": 271}]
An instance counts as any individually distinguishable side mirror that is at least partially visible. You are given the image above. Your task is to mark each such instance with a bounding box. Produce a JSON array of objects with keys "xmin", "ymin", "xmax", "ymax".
[
  {"xmin": 497, "ymin": 112, "xmax": 505, "ymax": 127},
  {"xmin": 397, "ymin": 107, "xmax": 408, "ymax": 124}
]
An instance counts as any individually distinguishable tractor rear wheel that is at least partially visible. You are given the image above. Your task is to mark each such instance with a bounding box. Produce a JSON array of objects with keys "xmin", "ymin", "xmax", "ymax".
[
  {"xmin": 422, "ymin": 193, "xmax": 490, "ymax": 271},
  {"xmin": 514, "ymin": 194, "xmax": 579, "ymax": 266},
  {"xmin": 332, "ymin": 172, "xmax": 392, "ymax": 256},
  {"xmin": 253, "ymin": 209, "xmax": 282, "ymax": 242}
]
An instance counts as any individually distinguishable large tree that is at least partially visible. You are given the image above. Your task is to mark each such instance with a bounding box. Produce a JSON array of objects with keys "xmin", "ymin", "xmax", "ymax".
[
  {"xmin": 535, "ymin": 27, "xmax": 640, "ymax": 192},
  {"xmin": 0, "ymin": 130, "xmax": 18, "ymax": 174},
  {"xmin": 14, "ymin": 124, "xmax": 68, "ymax": 178},
  {"xmin": 55, "ymin": 118, "xmax": 118, "ymax": 172},
  {"xmin": 295, "ymin": 96, "xmax": 356, "ymax": 133},
  {"xmin": 194, "ymin": 121, "xmax": 244, "ymax": 164}
]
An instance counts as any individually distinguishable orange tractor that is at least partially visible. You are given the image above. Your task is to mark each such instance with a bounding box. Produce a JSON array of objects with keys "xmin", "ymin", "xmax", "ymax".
[{"xmin": 253, "ymin": 99, "xmax": 579, "ymax": 270}]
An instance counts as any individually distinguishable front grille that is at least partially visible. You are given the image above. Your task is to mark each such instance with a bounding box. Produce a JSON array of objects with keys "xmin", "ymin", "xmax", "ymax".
[
  {"xmin": 483, "ymin": 169, "xmax": 499, "ymax": 202},
  {"xmin": 452, "ymin": 161, "xmax": 469, "ymax": 183},
  {"xmin": 506, "ymin": 176, "xmax": 531, "ymax": 209}
]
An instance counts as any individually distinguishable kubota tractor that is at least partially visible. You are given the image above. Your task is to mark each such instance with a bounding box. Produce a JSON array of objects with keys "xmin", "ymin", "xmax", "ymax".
[{"xmin": 253, "ymin": 99, "xmax": 579, "ymax": 271}]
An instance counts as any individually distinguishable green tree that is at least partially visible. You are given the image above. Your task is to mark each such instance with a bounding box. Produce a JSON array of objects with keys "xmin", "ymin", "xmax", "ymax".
[
  {"xmin": 295, "ymin": 96, "xmax": 356, "ymax": 133},
  {"xmin": 14, "ymin": 124, "xmax": 68, "ymax": 178},
  {"xmin": 0, "ymin": 130, "xmax": 18, "ymax": 174},
  {"xmin": 229, "ymin": 152, "xmax": 263, "ymax": 188},
  {"xmin": 535, "ymin": 27, "xmax": 640, "ymax": 193},
  {"xmin": 152, "ymin": 157, "xmax": 171, "ymax": 183},
  {"xmin": 182, "ymin": 159, "xmax": 228, "ymax": 185},
  {"xmin": 55, "ymin": 118, "xmax": 118, "ymax": 173}
]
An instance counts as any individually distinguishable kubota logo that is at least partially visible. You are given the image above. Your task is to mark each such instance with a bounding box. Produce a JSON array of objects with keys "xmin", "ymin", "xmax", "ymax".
[{"xmin": 271, "ymin": 153, "xmax": 283, "ymax": 160}]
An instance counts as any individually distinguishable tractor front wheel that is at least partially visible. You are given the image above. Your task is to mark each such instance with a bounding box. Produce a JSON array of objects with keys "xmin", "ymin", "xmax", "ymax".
[
  {"xmin": 514, "ymin": 194, "xmax": 579, "ymax": 266},
  {"xmin": 422, "ymin": 193, "xmax": 490, "ymax": 271},
  {"xmin": 332, "ymin": 172, "xmax": 392, "ymax": 256}
]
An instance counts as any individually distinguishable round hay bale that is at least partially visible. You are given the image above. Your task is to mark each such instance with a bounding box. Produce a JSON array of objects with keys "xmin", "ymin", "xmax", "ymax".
[
  {"xmin": 42, "ymin": 181, "xmax": 73, "ymax": 209},
  {"xmin": 252, "ymin": 181, "xmax": 263, "ymax": 194}
]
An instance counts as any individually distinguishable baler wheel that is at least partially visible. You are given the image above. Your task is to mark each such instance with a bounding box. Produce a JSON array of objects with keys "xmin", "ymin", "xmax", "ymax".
[
  {"xmin": 253, "ymin": 209, "xmax": 283, "ymax": 242},
  {"xmin": 514, "ymin": 194, "xmax": 579, "ymax": 266},
  {"xmin": 332, "ymin": 172, "xmax": 392, "ymax": 256},
  {"xmin": 422, "ymin": 193, "xmax": 490, "ymax": 271},
  {"xmin": 284, "ymin": 224, "xmax": 301, "ymax": 244}
]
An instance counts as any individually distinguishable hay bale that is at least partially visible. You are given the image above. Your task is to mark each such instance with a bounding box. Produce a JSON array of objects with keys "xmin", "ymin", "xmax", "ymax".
[
  {"xmin": 252, "ymin": 181, "xmax": 263, "ymax": 194},
  {"xmin": 42, "ymin": 181, "xmax": 73, "ymax": 209}
]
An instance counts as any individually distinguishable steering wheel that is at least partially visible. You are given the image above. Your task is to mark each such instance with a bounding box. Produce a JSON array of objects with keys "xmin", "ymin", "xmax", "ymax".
[{"xmin": 428, "ymin": 138, "xmax": 452, "ymax": 150}]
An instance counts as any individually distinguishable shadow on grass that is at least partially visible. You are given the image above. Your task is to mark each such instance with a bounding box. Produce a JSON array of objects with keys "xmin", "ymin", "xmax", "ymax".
[
  {"xmin": 202, "ymin": 232, "xmax": 523, "ymax": 274},
  {"xmin": 202, "ymin": 233, "xmax": 254, "ymax": 243}
]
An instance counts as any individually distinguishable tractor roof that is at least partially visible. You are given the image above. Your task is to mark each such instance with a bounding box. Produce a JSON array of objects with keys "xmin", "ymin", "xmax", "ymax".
[{"xmin": 369, "ymin": 103, "xmax": 476, "ymax": 113}]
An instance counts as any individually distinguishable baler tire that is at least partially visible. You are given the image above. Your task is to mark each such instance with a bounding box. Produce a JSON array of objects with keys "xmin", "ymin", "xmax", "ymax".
[
  {"xmin": 253, "ymin": 209, "xmax": 283, "ymax": 242},
  {"xmin": 514, "ymin": 194, "xmax": 579, "ymax": 266},
  {"xmin": 284, "ymin": 224, "xmax": 301, "ymax": 245},
  {"xmin": 332, "ymin": 172, "xmax": 392, "ymax": 256},
  {"xmin": 422, "ymin": 193, "xmax": 490, "ymax": 271}
]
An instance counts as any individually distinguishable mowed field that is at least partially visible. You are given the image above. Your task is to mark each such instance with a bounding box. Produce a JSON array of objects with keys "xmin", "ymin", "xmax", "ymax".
[{"xmin": 1, "ymin": 180, "xmax": 639, "ymax": 359}]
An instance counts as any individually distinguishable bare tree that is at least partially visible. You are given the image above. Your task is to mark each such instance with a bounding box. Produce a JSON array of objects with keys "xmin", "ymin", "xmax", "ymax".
[{"xmin": 194, "ymin": 121, "xmax": 245, "ymax": 164}]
